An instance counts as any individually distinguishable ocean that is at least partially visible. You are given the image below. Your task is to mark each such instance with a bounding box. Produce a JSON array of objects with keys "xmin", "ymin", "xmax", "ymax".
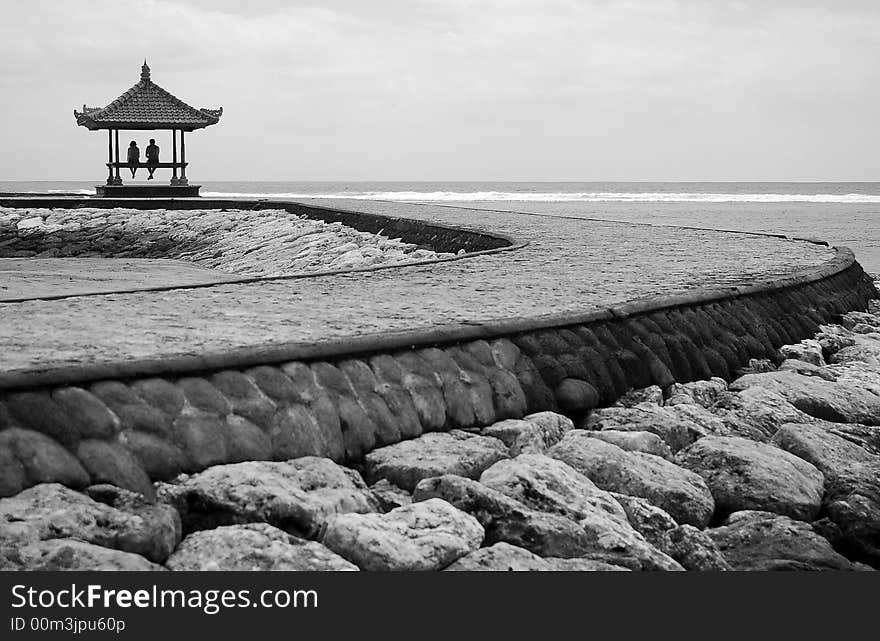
[{"xmin": 4, "ymin": 180, "xmax": 880, "ymax": 271}]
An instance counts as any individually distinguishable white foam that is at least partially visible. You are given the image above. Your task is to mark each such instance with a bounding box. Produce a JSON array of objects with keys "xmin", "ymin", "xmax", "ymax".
[{"xmin": 198, "ymin": 190, "xmax": 880, "ymax": 204}]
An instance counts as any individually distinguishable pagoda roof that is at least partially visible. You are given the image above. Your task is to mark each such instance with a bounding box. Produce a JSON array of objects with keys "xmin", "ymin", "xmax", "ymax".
[{"xmin": 74, "ymin": 62, "xmax": 222, "ymax": 131}]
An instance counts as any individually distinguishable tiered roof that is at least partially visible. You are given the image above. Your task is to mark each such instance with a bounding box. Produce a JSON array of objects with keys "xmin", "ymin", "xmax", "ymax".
[{"xmin": 74, "ymin": 62, "xmax": 222, "ymax": 131}]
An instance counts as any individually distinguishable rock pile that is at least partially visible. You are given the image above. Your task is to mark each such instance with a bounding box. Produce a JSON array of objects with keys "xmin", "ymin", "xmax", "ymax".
[{"xmin": 0, "ymin": 207, "xmax": 458, "ymax": 276}]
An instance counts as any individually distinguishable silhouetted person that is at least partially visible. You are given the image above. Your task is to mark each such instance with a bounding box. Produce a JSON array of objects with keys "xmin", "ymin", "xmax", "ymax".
[
  {"xmin": 127, "ymin": 141, "xmax": 140, "ymax": 178},
  {"xmin": 145, "ymin": 138, "xmax": 160, "ymax": 180}
]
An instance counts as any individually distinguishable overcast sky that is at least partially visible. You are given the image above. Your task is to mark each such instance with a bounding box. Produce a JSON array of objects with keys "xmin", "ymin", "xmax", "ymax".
[{"xmin": 0, "ymin": 0, "xmax": 878, "ymax": 181}]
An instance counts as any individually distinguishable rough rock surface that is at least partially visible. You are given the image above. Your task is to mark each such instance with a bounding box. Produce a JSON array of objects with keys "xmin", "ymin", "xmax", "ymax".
[
  {"xmin": 522, "ymin": 412, "xmax": 575, "ymax": 437},
  {"xmin": 777, "ymin": 359, "xmax": 836, "ymax": 380},
  {"xmin": 730, "ymin": 370, "xmax": 880, "ymax": 425},
  {"xmin": 657, "ymin": 525, "xmax": 731, "ymax": 571},
  {"xmin": 815, "ymin": 324, "xmax": 858, "ymax": 357},
  {"xmin": 811, "ymin": 421, "xmax": 880, "ymax": 457},
  {"xmin": 772, "ymin": 423, "xmax": 880, "ymax": 566},
  {"xmin": 610, "ymin": 493, "xmax": 677, "ymax": 546},
  {"xmin": 737, "ymin": 358, "xmax": 777, "ymax": 375},
  {"xmin": 828, "ymin": 361, "xmax": 880, "ymax": 403},
  {"xmin": 444, "ymin": 542, "xmax": 550, "ymax": 571},
  {"xmin": 444, "ymin": 542, "xmax": 627, "ymax": 571},
  {"xmin": 0, "ymin": 538, "xmax": 164, "ymax": 571},
  {"xmin": 544, "ymin": 557, "xmax": 631, "ymax": 571},
  {"xmin": 549, "ymin": 432, "xmax": 715, "ymax": 527},
  {"xmin": 413, "ymin": 474, "xmax": 594, "ymax": 558},
  {"xmin": 0, "ymin": 483, "xmax": 179, "ymax": 563},
  {"xmin": 321, "ymin": 498, "xmax": 484, "ymax": 571},
  {"xmin": 841, "ymin": 310, "xmax": 880, "ymax": 332},
  {"xmin": 772, "ymin": 423, "xmax": 878, "ymax": 470},
  {"xmin": 779, "ymin": 339, "xmax": 825, "ymax": 366},
  {"xmin": 584, "ymin": 430, "xmax": 674, "ymax": 460},
  {"xmin": 666, "ymin": 403, "xmax": 731, "ymax": 438},
  {"xmin": 412, "ymin": 475, "xmax": 681, "ymax": 570},
  {"xmin": 707, "ymin": 510, "xmax": 864, "ymax": 571},
  {"xmin": 480, "ymin": 419, "xmax": 545, "ymax": 455},
  {"xmin": 369, "ymin": 479, "xmax": 412, "ymax": 512},
  {"xmin": 166, "ymin": 523, "xmax": 358, "ymax": 571},
  {"xmin": 479, "ymin": 454, "xmax": 628, "ymax": 525},
  {"xmin": 675, "ymin": 436, "xmax": 825, "ymax": 521},
  {"xmin": 575, "ymin": 509, "xmax": 683, "ymax": 571},
  {"xmin": 665, "ymin": 378, "xmax": 728, "ymax": 408},
  {"xmin": 584, "ymin": 403, "xmax": 708, "ymax": 452},
  {"xmin": 362, "ymin": 431, "xmax": 508, "ymax": 491},
  {"xmin": 480, "ymin": 412, "xmax": 572, "ymax": 456},
  {"xmin": 827, "ymin": 333, "xmax": 880, "ymax": 366},
  {"xmin": 613, "ymin": 386, "xmax": 664, "ymax": 407},
  {"xmin": 711, "ymin": 386, "xmax": 820, "ymax": 441},
  {"xmin": 156, "ymin": 457, "xmax": 379, "ymax": 538}
]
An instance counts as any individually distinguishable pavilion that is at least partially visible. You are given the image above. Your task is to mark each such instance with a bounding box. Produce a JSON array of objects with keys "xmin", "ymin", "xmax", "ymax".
[{"xmin": 74, "ymin": 62, "xmax": 222, "ymax": 197}]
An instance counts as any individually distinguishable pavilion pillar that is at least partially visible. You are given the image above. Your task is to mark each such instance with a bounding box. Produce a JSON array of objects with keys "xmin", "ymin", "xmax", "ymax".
[
  {"xmin": 113, "ymin": 129, "xmax": 122, "ymax": 185},
  {"xmin": 107, "ymin": 130, "xmax": 113, "ymax": 185},
  {"xmin": 171, "ymin": 129, "xmax": 179, "ymax": 185},
  {"xmin": 179, "ymin": 130, "xmax": 188, "ymax": 185}
]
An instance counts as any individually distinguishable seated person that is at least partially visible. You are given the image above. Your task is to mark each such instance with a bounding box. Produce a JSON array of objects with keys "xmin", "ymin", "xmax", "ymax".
[
  {"xmin": 145, "ymin": 139, "xmax": 160, "ymax": 180},
  {"xmin": 127, "ymin": 141, "xmax": 140, "ymax": 178}
]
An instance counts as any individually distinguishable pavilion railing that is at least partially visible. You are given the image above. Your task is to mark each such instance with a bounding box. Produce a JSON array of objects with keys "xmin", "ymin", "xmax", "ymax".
[{"xmin": 105, "ymin": 162, "xmax": 189, "ymax": 186}]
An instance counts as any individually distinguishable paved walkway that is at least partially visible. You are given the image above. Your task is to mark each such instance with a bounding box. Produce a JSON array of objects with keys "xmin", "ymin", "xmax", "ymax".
[
  {"xmin": 0, "ymin": 199, "xmax": 834, "ymax": 382},
  {"xmin": 0, "ymin": 257, "xmax": 232, "ymax": 300}
]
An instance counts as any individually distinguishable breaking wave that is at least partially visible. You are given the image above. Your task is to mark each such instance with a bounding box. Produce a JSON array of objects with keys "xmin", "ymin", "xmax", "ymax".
[{"xmin": 199, "ymin": 190, "xmax": 880, "ymax": 204}]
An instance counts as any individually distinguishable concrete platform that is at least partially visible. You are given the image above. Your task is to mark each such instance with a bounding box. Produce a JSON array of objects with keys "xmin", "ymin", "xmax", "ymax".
[
  {"xmin": 0, "ymin": 257, "xmax": 233, "ymax": 300},
  {"xmin": 95, "ymin": 184, "xmax": 201, "ymax": 197}
]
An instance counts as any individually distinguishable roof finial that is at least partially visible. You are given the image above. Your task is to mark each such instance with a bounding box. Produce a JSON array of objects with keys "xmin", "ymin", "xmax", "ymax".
[{"xmin": 141, "ymin": 59, "xmax": 151, "ymax": 82}]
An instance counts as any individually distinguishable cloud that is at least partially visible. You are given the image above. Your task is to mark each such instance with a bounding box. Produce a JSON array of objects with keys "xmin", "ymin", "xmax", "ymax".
[{"xmin": 1, "ymin": 0, "xmax": 878, "ymax": 180}]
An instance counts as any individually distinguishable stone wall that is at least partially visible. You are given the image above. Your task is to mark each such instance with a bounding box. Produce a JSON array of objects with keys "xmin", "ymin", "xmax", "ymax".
[
  {"xmin": 0, "ymin": 198, "xmax": 515, "ymax": 255},
  {"xmin": 1, "ymin": 254, "xmax": 874, "ymax": 499}
]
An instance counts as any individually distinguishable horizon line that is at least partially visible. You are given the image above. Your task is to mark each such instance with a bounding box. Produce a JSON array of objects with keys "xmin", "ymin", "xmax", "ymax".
[{"xmin": 2, "ymin": 179, "xmax": 880, "ymax": 184}]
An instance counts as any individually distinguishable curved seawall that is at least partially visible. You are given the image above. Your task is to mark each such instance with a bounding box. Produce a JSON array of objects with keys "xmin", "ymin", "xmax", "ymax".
[{"xmin": 0, "ymin": 197, "xmax": 875, "ymax": 497}]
